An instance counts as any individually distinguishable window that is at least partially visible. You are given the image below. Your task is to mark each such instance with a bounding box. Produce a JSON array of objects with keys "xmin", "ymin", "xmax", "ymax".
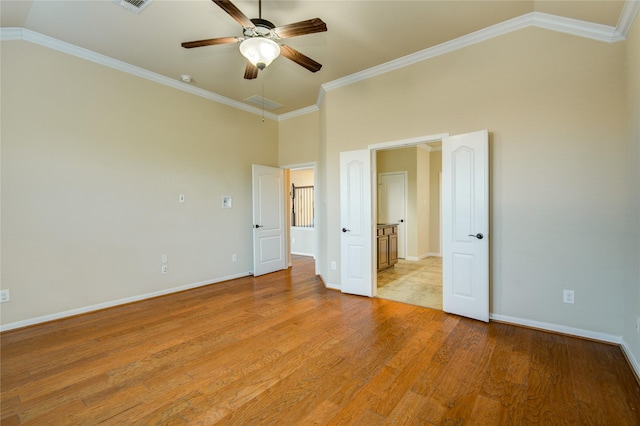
[{"xmin": 291, "ymin": 184, "xmax": 314, "ymax": 227}]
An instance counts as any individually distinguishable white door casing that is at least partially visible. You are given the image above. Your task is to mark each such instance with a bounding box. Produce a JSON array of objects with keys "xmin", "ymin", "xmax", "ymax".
[
  {"xmin": 378, "ymin": 172, "xmax": 407, "ymax": 259},
  {"xmin": 340, "ymin": 150, "xmax": 373, "ymax": 297},
  {"xmin": 252, "ymin": 164, "xmax": 286, "ymax": 276},
  {"xmin": 442, "ymin": 130, "xmax": 489, "ymax": 322}
]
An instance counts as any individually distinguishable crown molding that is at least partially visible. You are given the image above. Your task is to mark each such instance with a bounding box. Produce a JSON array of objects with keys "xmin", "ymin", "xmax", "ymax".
[
  {"xmin": 3, "ymin": 1, "xmax": 638, "ymax": 122},
  {"xmin": 0, "ymin": 27, "xmax": 279, "ymax": 121},
  {"xmin": 617, "ymin": 0, "xmax": 640, "ymax": 37},
  {"xmin": 277, "ymin": 104, "xmax": 319, "ymax": 121},
  {"xmin": 320, "ymin": 10, "xmax": 627, "ymax": 96}
]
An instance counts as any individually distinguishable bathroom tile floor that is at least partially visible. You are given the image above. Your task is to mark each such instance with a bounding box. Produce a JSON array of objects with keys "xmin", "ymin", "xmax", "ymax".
[{"xmin": 376, "ymin": 256, "xmax": 443, "ymax": 310}]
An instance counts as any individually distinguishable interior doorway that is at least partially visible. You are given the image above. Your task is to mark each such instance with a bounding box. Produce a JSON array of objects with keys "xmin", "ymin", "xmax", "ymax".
[
  {"xmin": 374, "ymin": 142, "xmax": 443, "ymax": 310},
  {"xmin": 284, "ymin": 164, "xmax": 317, "ymax": 273}
]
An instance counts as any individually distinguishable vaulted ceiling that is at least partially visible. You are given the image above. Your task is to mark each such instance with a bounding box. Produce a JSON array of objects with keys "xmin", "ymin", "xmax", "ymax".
[{"xmin": 1, "ymin": 1, "xmax": 628, "ymax": 116}]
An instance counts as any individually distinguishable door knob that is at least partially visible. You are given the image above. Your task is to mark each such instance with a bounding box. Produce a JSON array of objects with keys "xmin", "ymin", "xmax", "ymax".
[
  {"xmin": 342, "ymin": 228, "xmax": 350, "ymax": 233},
  {"xmin": 468, "ymin": 233, "xmax": 484, "ymax": 240},
  {"xmin": 399, "ymin": 219, "xmax": 404, "ymax": 223},
  {"xmin": 254, "ymin": 224, "xmax": 263, "ymax": 229}
]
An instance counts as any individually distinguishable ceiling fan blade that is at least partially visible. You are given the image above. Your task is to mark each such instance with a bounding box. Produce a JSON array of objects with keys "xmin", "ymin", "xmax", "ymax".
[
  {"xmin": 244, "ymin": 62, "xmax": 259, "ymax": 80},
  {"xmin": 181, "ymin": 36, "xmax": 242, "ymax": 49},
  {"xmin": 213, "ymin": 0, "xmax": 255, "ymax": 28},
  {"xmin": 273, "ymin": 18, "xmax": 327, "ymax": 39},
  {"xmin": 280, "ymin": 45, "xmax": 322, "ymax": 73}
]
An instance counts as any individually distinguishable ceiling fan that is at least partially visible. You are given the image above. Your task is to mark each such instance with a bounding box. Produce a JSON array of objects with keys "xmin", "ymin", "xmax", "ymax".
[{"xmin": 181, "ymin": 0, "xmax": 327, "ymax": 79}]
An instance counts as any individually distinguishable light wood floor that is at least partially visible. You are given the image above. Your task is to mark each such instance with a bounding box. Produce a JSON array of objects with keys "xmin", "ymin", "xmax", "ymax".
[
  {"xmin": 377, "ymin": 257, "xmax": 443, "ymax": 310},
  {"xmin": 2, "ymin": 256, "xmax": 639, "ymax": 425}
]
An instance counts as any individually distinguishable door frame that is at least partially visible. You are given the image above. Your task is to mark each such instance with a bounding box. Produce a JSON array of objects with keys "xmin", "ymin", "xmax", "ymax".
[
  {"xmin": 368, "ymin": 133, "xmax": 450, "ymax": 296},
  {"xmin": 281, "ymin": 161, "xmax": 318, "ymax": 275}
]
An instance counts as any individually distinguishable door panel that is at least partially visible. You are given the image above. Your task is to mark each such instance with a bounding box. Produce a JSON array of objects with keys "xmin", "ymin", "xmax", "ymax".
[
  {"xmin": 340, "ymin": 150, "xmax": 373, "ymax": 297},
  {"xmin": 378, "ymin": 173, "xmax": 406, "ymax": 259},
  {"xmin": 252, "ymin": 164, "xmax": 286, "ymax": 276},
  {"xmin": 442, "ymin": 130, "xmax": 489, "ymax": 322}
]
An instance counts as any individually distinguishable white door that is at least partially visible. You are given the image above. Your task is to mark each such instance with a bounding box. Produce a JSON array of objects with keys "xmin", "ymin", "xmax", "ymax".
[
  {"xmin": 378, "ymin": 172, "xmax": 406, "ymax": 259},
  {"xmin": 442, "ymin": 130, "xmax": 489, "ymax": 322},
  {"xmin": 252, "ymin": 164, "xmax": 286, "ymax": 276},
  {"xmin": 340, "ymin": 150, "xmax": 373, "ymax": 297}
]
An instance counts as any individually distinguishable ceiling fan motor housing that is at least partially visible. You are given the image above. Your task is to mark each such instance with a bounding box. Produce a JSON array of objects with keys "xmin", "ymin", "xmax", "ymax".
[{"xmin": 244, "ymin": 18, "xmax": 276, "ymax": 38}]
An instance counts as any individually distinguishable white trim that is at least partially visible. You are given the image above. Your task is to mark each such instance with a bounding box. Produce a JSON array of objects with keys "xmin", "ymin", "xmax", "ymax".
[
  {"xmin": 0, "ymin": 28, "xmax": 279, "ymax": 121},
  {"xmin": 489, "ymin": 313, "xmax": 623, "ymax": 344},
  {"xmin": 0, "ymin": 272, "xmax": 252, "ymax": 332},
  {"xmin": 5, "ymin": 4, "xmax": 637, "ymax": 123},
  {"xmin": 531, "ymin": 12, "xmax": 622, "ymax": 42},
  {"xmin": 620, "ymin": 338, "xmax": 640, "ymax": 381},
  {"xmin": 405, "ymin": 255, "xmax": 434, "ymax": 261},
  {"xmin": 617, "ymin": 0, "xmax": 640, "ymax": 38},
  {"xmin": 427, "ymin": 252, "xmax": 442, "ymax": 258},
  {"xmin": 277, "ymin": 104, "xmax": 319, "ymax": 121},
  {"xmin": 320, "ymin": 11, "xmax": 626, "ymax": 98},
  {"xmin": 369, "ymin": 133, "xmax": 449, "ymax": 150},
  {"xmin": 291, "ymin": 251, "xmax": 314, "ymax": 257},
  {"xmin": 5, "ymin": 2, "xmax": 638, "ymax": 122},
  {"xmin": 491, "ymin": 313, "xmax": 640, "ymax": 379}
]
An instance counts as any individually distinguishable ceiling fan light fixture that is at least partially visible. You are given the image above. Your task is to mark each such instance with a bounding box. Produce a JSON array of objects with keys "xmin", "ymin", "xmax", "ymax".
[{"xmin": 239, "ymin": 37, "xmax": 280, "ymax": 70}]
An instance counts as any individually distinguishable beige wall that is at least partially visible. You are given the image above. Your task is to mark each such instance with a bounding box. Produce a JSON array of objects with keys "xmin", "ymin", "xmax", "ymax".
[
  {"xmin": 278, "ymin": 112, "xmax": 320, "ymax": 167},
  {"xmin": 377, "ymin": 148, "xmax": 417, "ymax": 258},
  {"xmin": 623, "ymin": 14, "xmax": 640, "ymax": 364},
  {"xmin": 376, "ymin": 147, "xmax": 434, "ymax": 260},
  {"xmin": 322, "ymin": 27, "xmax": 628, "ymax": 336},
  {"xmin": 2, "ymin": 14, "xmax": 638, "ymax": 368},
  {"xmin": 1, "ymin": 41, "xmax": 278, "ymax": 325}
]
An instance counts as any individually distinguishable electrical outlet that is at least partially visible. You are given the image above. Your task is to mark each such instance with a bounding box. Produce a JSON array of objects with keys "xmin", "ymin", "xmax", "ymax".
[
  {"xmin": 331, "ymin": 261, "xmax": 337, "ymax": 270},
  {"xmin": 232, "ymin": 254, "xmax": 237, "ymax": 262},
  {"xmin": 161, "ymin": 265, "xmax": 168, "ymax": 274},
  {"xmin": 0, "ymin": 289, "xmax": 9, "ymax": 303},
  {"xmin": 179, "ymin": 194, "xmax": 185, "ymax": 203},
  {"xmin": 563, "ymin": 289, "xmax": 575, "ymax": 304}
]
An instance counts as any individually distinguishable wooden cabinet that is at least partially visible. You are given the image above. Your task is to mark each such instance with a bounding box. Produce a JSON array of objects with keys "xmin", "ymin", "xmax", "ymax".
[{"xmin": 377, "ymin": 224, "xmax": 398, "ymax": 272}]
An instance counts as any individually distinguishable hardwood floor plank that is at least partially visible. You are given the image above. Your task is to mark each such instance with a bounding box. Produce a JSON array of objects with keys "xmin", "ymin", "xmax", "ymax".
[{"xmin": 1, "ymin": 256, "xmax": 638, "ymax": 425}]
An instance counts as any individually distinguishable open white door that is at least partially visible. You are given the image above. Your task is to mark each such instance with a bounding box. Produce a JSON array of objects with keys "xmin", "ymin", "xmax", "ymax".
[
  {"xmin": 442, "ymin": 130, "xmax": 489, "ymax": 322},
  {"xmin": 252, "ymin": 164, "xmax": 286, "ymax": 276},
  {"xmin": 340, "ymin": 150, "xmax": 373, "ymax": 297},
  {"xmin": 378, "ymin": 172, "xmax": 407, "ymax": 259}
]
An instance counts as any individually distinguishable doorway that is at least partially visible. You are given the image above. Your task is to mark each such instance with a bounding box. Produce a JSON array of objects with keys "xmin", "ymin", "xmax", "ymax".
[
  {"xmin": 284, "ymin": 164, "xmax": 317, "ymax": 272},
  {"xmin": 374, "ymin": 142, "xmax": 443, "ymax": 310}
]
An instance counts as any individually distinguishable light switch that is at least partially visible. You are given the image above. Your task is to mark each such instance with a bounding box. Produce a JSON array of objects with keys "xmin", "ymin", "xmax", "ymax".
[{"xmin": 222, "ymin": 196, "xmax": 232, "ymax": 209}]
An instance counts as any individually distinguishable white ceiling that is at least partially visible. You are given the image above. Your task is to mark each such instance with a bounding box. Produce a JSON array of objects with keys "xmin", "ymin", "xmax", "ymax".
[{"xmin": 0, "ymin": 1, "xmax": 628, "ymax": 115}]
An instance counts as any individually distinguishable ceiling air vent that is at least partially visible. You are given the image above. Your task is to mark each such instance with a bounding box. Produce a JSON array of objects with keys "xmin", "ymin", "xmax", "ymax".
[
  {"xmin": 115, "ymin": 0, "xmax": 154, "ymax": 14},
  {"xmin": 243, "ymin": 95, "xmax": 284, "ymax": 111}
]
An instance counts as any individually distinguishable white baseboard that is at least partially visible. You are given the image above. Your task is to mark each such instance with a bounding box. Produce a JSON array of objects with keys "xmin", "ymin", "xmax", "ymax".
[
  {"xmin": 0, "ymin": 272, "xmax": 252, "ymax": 332},
  {"xmin": 405, "ymin": 253, "xmax": 441, "ymax": 261},
  {"xmin": 291, "ymin": 251, "xmax": 314, "ymax": 257},
  {"xmin": 489, "ymin": 313, "xmax": 622, "ymax": 344},
  {"xmin": 620, "ymin": 339, "xmax": 640, "ymax": 382},
  {"xmin": 325, "ymin": 282, "xmax": 340, "ymax": 290},
  {"xmin": 490, "ymin": 313, "xmax": 640, "ymax": 380}
]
